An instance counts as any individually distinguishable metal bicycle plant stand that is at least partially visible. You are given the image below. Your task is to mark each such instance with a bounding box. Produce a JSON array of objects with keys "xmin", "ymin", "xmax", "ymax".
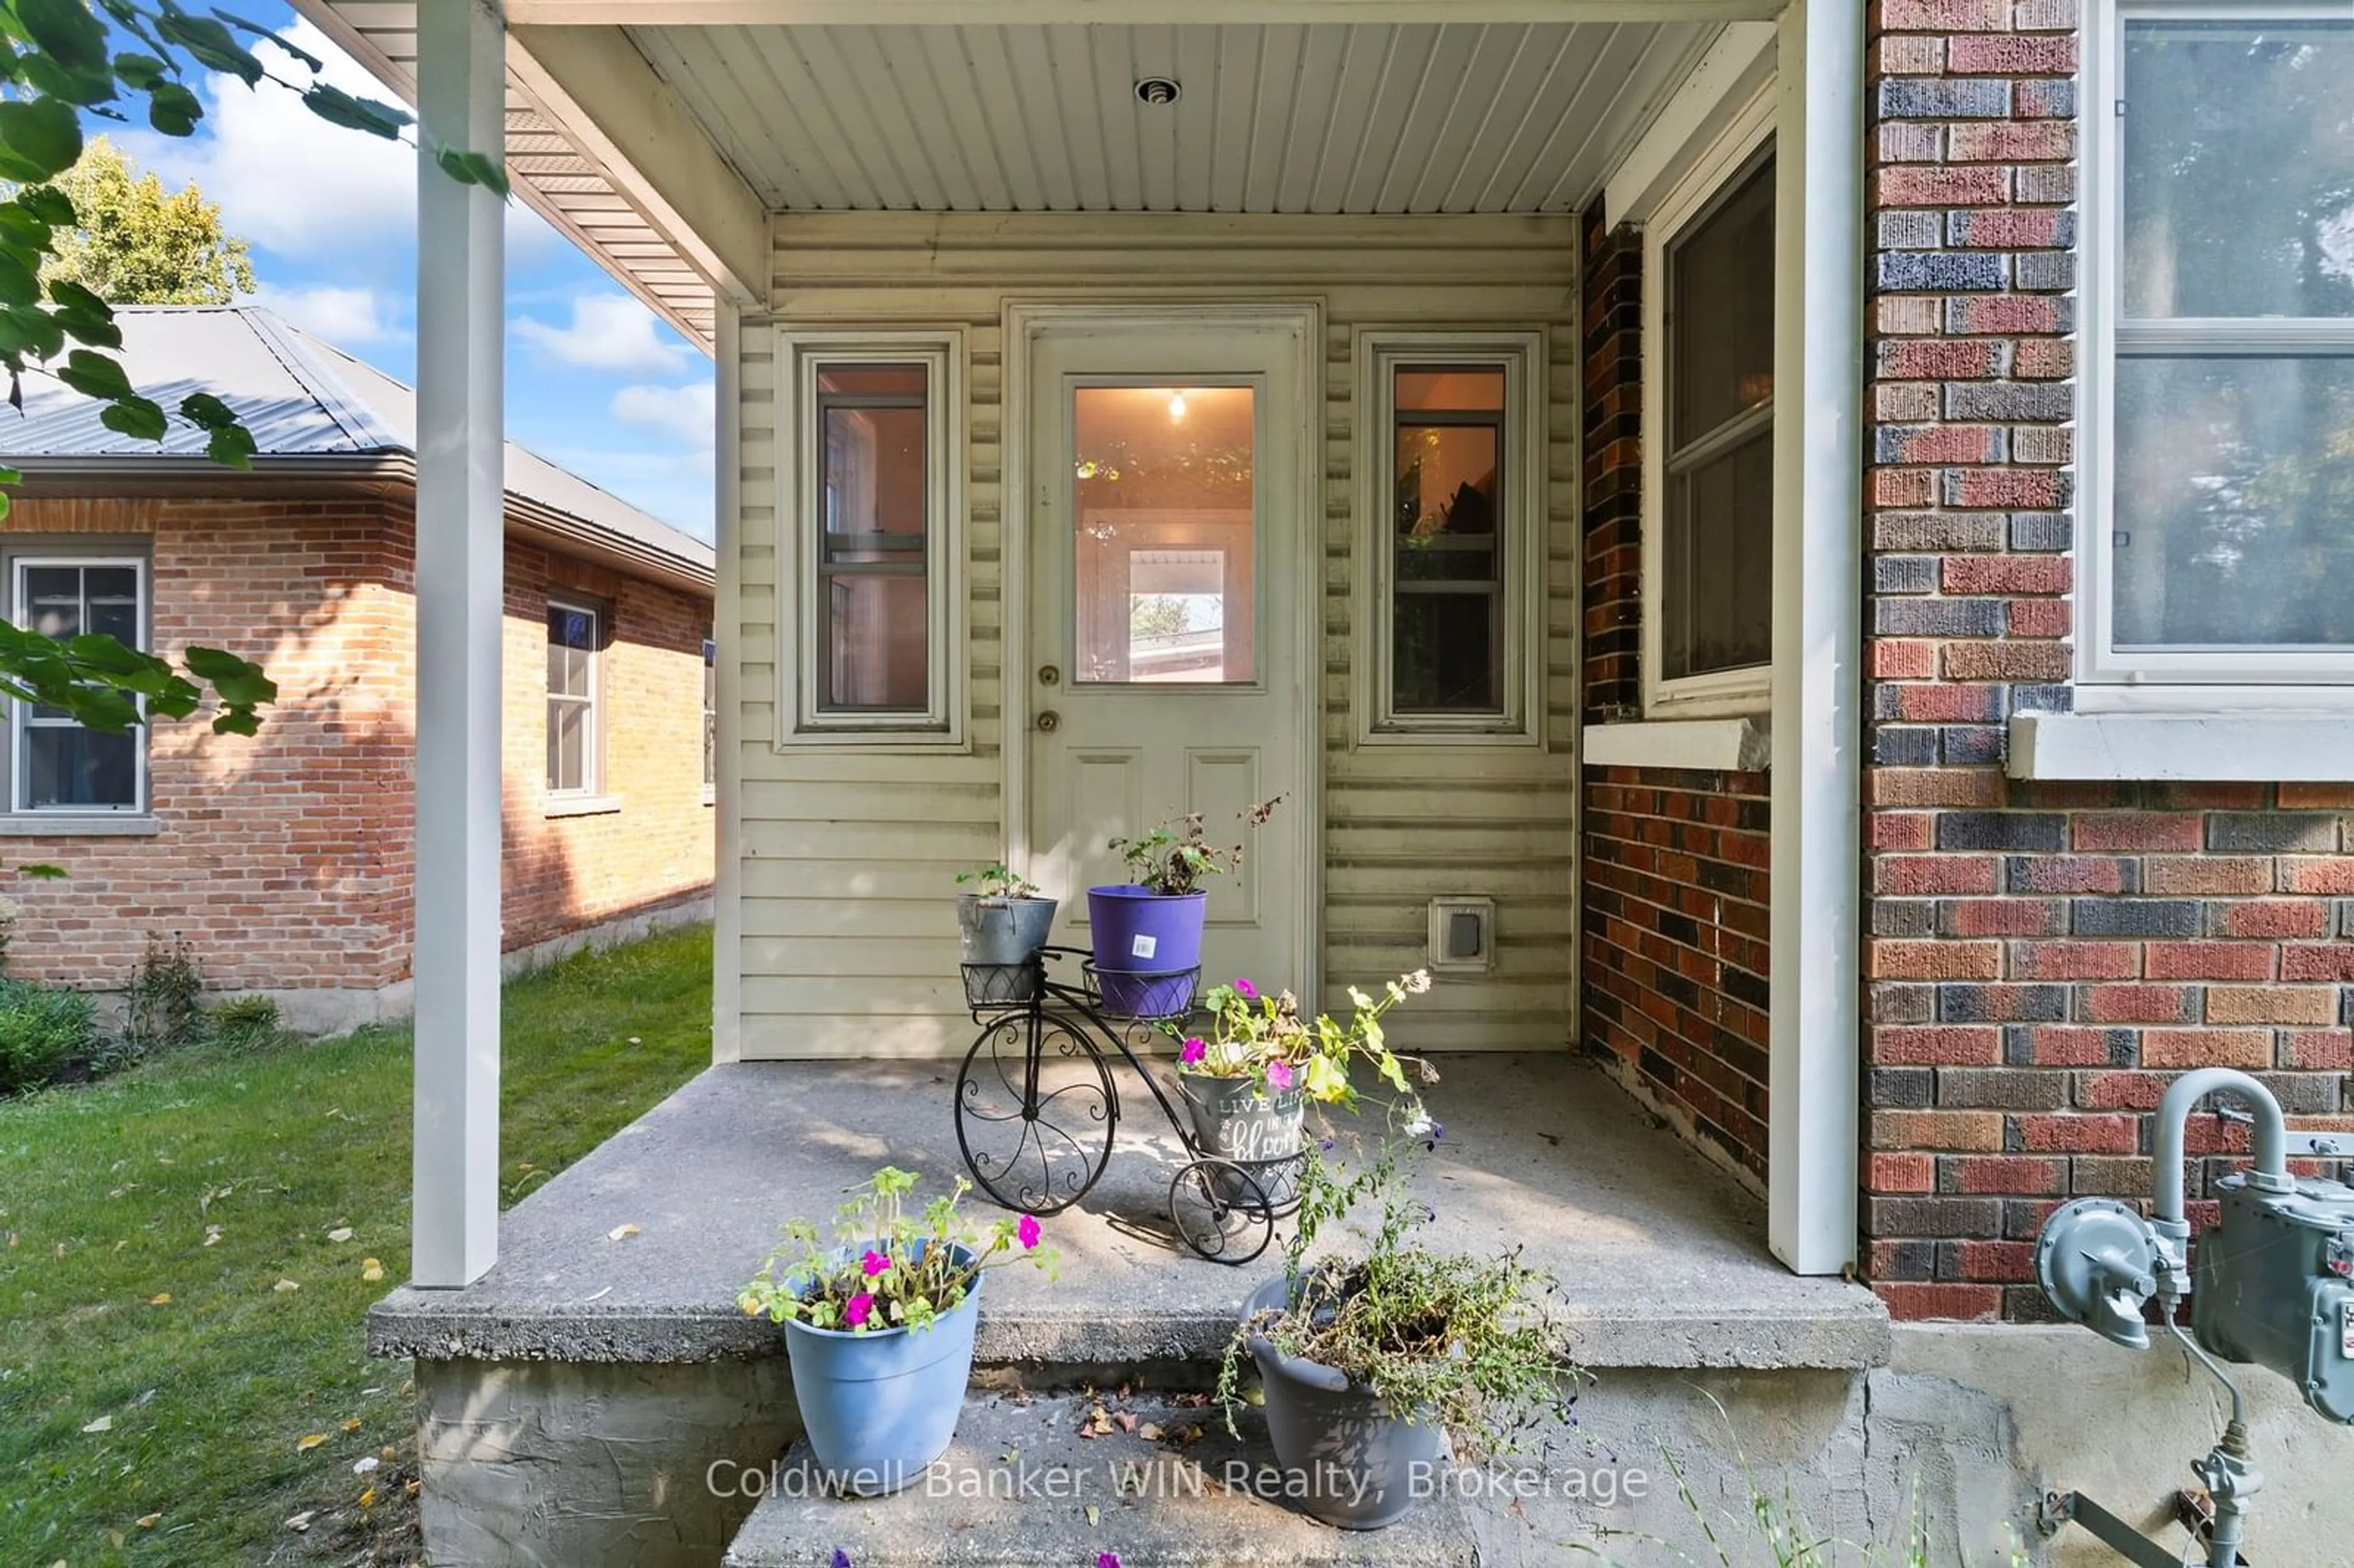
[{"xmin": 952, "ymin": 946, "xmax": 1306, "ymax": 1265}]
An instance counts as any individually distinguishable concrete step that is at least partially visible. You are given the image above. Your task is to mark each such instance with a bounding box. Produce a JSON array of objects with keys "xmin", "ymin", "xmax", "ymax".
[{"xmin": 721, "ymin": 1391, "xmax": 1479, "ymax": 1567}]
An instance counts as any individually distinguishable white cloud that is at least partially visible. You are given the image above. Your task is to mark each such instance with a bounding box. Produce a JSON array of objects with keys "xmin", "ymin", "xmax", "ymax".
[
  {"xmin": 514, "ymin": 294, "xmax": 693, "ymax": 376},
  {"xmin": 256, "ymin": 284, "xmax": 407, "ymax": 348},
  {"xmin": 609, "ymin": 380, "xmax": 717, "ymax": 449},
  {"xmin": 124, "ymin": 18, "xmax": 558, "ymax": 267}
]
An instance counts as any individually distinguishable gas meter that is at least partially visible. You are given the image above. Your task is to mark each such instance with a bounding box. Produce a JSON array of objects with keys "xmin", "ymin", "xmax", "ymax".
[{"xmin": 2035, "ymin": 1067, "xmax": 2354, "ymax": 1567}]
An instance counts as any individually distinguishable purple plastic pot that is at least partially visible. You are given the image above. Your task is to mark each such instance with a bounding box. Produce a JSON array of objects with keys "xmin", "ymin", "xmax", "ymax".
[{"xmin": 1086, "ymin": 885, "xmax": 1206, "ymax": 1016}]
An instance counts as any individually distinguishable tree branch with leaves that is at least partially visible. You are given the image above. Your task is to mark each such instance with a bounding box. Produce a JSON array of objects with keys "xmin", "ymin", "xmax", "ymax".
[{"xmin": 1, "ymin": 0, "xmax": 511, "ymax": 741}]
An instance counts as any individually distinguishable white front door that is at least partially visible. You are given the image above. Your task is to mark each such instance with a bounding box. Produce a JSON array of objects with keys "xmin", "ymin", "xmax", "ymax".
[{"xmin": 1023, "ymin": 308, "xmax": 1314, "ymax": 1000}]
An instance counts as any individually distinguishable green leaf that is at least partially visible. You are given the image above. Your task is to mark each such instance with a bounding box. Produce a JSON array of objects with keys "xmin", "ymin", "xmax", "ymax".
[
  {"xmin": 145, "ymin": 80, "xmax": 202, "ymax": 137},
  {"xmin": 213, "ymin": 7, "xmax": 321, "ymax": 70},
  {"xmin": 154, "ymin": 10, "xmax": 261, "ymax": 85},
  {"xmin": 2, "ymin": 302, "xmax": 64, "ymax": 359},
  {"xmin": 18, "ymin": 0, "xmax": 110, "ymax": 74},
  {"xmin": 209, "ymin": 709, "xmax": 259, "ymax": 737},
  {"xmin": 17, "ymin": 184, "xmax": 74, "ymax": 226},
  {"xmin": 50, "ymin": 277, "xmax": 116, "ymax": 322},
  {"xmin": 0, "ymin": 253, "xmax": 38, "ymax": 310},
  {"xmin": 63, "ymin": 633, "xmax": 158, "ymax": 677},
  {"xmin": 203, "ymin": 422, "xmax": 254, "ymax": 469},
  {"xmin": 0, "ymin": 463, "xmax": 18, "ymax": 484},
  {"xmin": 436, "ymin": 146, "xmax": 511, "ymax": 202},
  {"xmin": 19, "ymin": 50, "xmax": 118, "ymax": 107},
  {"xmin": 185, "ymin": 647, "xmax": 275, "ymax": 708},
  {"xmin": 179, "ymin": 390, "xmax": 237, "ymax": 428},
  {"xmin": 56, "ymin": 347, "xmax": 134, "ymax": 401},
  {"xmin": 112, "ymin": 50, "xmax": 169, "ymax": 91},
  {"xmin": 302, "ymin": 82, "xmax": 411, "ymax": 140},
  {"xmin": 99, "ymin": 395, "xmax": 169, "ymax": 443},
  {"xmin": 0, "ymin": 96, "xmax": 83, "ymax": 183}
]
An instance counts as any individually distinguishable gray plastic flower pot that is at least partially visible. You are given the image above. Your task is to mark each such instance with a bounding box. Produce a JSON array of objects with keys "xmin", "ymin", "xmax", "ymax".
[
  {"xmin": 1240, "ymin": 1274, "xmax": 1449, "ymax": 1529},
  {"xmin": 780, "ymin": 1243, "xmax": 980, "ymax": 1496},
  {"xmin": 956, "ymin": 894, "xmax": 1057, "ymax": 999}
]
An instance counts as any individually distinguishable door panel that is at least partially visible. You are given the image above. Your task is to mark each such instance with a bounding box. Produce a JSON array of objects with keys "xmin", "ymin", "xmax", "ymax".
[{"xmin": 1026, "ymin": 319, "xmax": 1309, "ymax": 998}]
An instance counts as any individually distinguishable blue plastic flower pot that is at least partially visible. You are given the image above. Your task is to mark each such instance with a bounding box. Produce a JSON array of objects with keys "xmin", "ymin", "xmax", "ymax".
[
  {"xmin": 1087, "ymin": 885, "xmax": 1206, "ymax": 1013},
  {"xmin": 779, "ymin": 1243, "xmax": 981, "ymax": 1496}
]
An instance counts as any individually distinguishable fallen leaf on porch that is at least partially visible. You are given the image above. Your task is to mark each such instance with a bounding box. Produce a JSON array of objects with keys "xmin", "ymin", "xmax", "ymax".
[
  {"xmin": 353, "ymin": 1455, "xmax": 380, "ymax": 1475},
  {"xmin": 284, "ymin": 1511, "xmax": 316, "ymax": 1533},
  {"xmin": 998, "ymin": 1447, "xmax": 1019, "ymax": 1465},
  {"xmin": 273, "ymin": 1278, "xmax": 301, "ymax": 1293},
  {"xmin": 135, "ymin": 1514, "xmax": 161, "ymax": 1529},
  {"xmin": 608, "ymin": 1224, "xmax": 641, "ymax": 1242},
  {"xmin": 1084, "ymin": 1504, "xmax": 1100, "ymax": 1528},
  {"xmin": 361, "ymin": 1258, "xmax": 386, "ymax": 1282},
  {"xmin": 147, "ymin": 1293, "xmax": 171, "ymax": 1306},
  {"xmin": 82, "ymin": 1415, "xmax": 113, "ymax": 1434},
  {"xmin": 1080, "ymin": 1404, "xmax": 1115, "ymax": 1438},
  {"xmin": 327, "ymin": 1227, "xmax": 354, "ymax": 1243},
  {"xmin": 1114, "ymin": 1411, "xmax": 1137, "ymax": 1434},
  {"xmin": 404, "ymin": 1480, "xmax": 421, "ymax": 1498},
  {"xmin": 295, "ymin": 1434, "xmax": 328, "ymax": 1453},
  {"xmin": 1137, "ymin": 1422, "xmax": 1162, "ymax": 1441}
]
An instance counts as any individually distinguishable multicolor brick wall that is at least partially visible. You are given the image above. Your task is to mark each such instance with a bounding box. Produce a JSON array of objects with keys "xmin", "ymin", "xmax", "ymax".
[
  {"xmin": 2, "ymin": 492, "xmax": 713, "ymax": 1003},
  {"xmin": 1861, "ymin": 0, "xmax": 2354, "ymax": 1320},
  {"xmin": 1576, "ymin": 208, "xmax": 1776, "ymax": 1190}
]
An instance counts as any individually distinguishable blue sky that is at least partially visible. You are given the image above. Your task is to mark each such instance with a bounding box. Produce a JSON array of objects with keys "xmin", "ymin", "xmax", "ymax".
[{"xmin": 104, "ymin": 6, "xmax": 716, "ymax": 539}]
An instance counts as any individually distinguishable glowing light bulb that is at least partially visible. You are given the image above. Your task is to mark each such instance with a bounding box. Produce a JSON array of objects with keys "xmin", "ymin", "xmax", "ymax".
[{"xmin": 1167, "ymin": 391, "xmax": 1187, "ymax": 424}]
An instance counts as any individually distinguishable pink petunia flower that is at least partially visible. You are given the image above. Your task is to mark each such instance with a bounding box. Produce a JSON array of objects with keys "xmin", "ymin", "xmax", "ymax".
[
  {"xmin": 1018, "ymin": 1213, "xmax": 1042, "ymax": 1250},
  {"xmin": 1180, "ymin": 1035, "xmax": 1206, "ymax": 1065},
  {"xmin": 844, "ymin": 1292, "xmax": 874, "ymax": 1328},
  {"xmin": 1265, "ymin": 1059, "xmax": 1295, "ymax": 1090},
  {"xmin": 860, "ymin": 1249, "xmax": 890, "ymax": 1277},
  {"xmin": 1234, "ymin": 978, "xmax": 1257, "ymax": 1000},
  {"xmin": 1099, "ymin": 1555, "xmax": 1122, "ymax": 1568}
]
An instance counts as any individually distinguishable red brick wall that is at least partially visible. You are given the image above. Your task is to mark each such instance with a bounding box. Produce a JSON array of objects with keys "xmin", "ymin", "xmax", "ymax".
[
  {"xmin": 1577, "ymin": 208, "xmax": 1776, "ymax": 1190},
  {"xmin": 1860, "ymin": 0, "xmax": 2353, "ymax": 1320},
  {"xmin": 2, "ymin": 492, "xmax": 712, "ymax": 1003}
]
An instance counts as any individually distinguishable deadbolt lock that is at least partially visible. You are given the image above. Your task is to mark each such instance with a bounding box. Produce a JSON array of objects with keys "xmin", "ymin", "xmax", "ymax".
[
  {"xmin": 1038, "ymin": 664, "xmax": 1060, "ymax": 687},
  {"xmin": 1035, "ymin": 710, "xmax": 1061, "ymax": 733}
]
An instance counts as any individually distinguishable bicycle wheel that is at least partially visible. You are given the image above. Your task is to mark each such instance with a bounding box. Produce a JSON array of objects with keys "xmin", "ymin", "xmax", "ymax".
[
  {"xmin": 1168, "ymin": 1157, "xmax": 1274, "ymax": 1266},
  {"xmin": 953, "ymin": 1009, "xmax": 1117, "ymax": 1216}
]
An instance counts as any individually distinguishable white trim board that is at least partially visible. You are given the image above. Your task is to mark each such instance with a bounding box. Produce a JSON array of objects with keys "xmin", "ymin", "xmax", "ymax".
[
  {"xmin": 2009, "ymin": 712, "xmax": 2354, "ymax": 782},
  {"xmin": 1604, "ymin": 21, "xmax": 1779, "ymax": 227},
  {"xmin": 1584, "ymin": 717, "xmax": 1770, "ymax": 772}
]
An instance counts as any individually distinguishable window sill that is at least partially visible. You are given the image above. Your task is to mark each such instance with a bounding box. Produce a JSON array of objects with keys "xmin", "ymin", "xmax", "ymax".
[
  {"xmin": 1583, "ymin": 717, "xmax": 1771, "ymax": 772},
  {"xmin": 2008, "ymin": 712, "xmax": 2354, "ymax": 782},
  {"xmin": 544, "ymin": 793, "xmax": 623, "ymax": 820},
  {"xmin": 0, "ymin": 813, "xmax": 161, "ymax": 837}
]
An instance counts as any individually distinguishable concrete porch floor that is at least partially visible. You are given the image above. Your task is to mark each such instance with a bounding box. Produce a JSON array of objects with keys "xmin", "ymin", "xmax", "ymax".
[{"xmin": 371, "ymin": 1052, "xmax": 1886, "ymax": 1372}]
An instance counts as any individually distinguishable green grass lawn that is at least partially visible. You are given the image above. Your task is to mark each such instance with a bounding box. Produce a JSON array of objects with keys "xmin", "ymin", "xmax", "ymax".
[{"xmin": 0, "ymin": 925, "xmax": 715, "ymax": 1567}]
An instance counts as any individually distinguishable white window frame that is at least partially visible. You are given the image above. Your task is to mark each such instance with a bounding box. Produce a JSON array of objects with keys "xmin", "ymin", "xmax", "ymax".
[
  {"xmin": 701, "ymin": 631, "xmax": 717, "ymax": 804},
  {"xmin": 778, "ymin": 328, "xmax": 966, "ymax": 750},
  {"xmin": 10, "ymin": 554, "xmax": 150, "ymax": 816},
  {"xmin": 1640, "ymin": 82, "xmax": 1778, "ymax": 720},
  {"xmin": 1350, "ymin": 328, "xmax": 1547, "ymax": 745},
  {"xmin": 2079, "ymin": 0, "xmax": 2354, "ymax": 704},
  {"xmin": 544, "ymin": 595, "xmax": 603, "ymax": 799}
]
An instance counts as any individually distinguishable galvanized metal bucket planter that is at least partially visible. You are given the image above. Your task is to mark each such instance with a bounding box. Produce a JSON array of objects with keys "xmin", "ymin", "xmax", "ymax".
[
  {"xmin": 956, "ymin": 894, "xmax": 1057, "ymax": 1000},
  {"xmin": 1178, "ymin": 1070, "xmax": 1306, "ymax": 1211},
  {"xmin": 1240, "ymin": 1274, "xmax": 1448, "ymax": 1529}
]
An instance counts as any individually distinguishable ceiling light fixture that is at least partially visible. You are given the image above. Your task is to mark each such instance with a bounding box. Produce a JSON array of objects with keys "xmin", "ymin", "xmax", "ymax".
[
  {"xmin": 1135, "ymin": 77, "xmax": 1181, "ymax": 106},
  {"xmin": 1167, "ymin": 391, "xmax": 1187, "ymax": 423}
]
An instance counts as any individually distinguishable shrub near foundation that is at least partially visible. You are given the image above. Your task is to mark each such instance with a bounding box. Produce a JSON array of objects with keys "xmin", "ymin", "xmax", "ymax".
[{"xmin": 0, "ymin": 978, "xmax": 96, "ymax": 1093}]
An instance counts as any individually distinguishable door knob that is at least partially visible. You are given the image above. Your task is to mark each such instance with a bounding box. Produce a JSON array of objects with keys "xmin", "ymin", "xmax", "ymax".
[
  {"xmin": 1038, "ymin": 664, "xmax": 1060, "ymax": 687},
  {"xmin": 1035, "ymin": 710, "xmax": 1061, "ymax": 733}
]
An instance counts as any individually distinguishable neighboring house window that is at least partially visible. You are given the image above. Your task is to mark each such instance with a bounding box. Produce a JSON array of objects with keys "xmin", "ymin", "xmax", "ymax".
[
  {"xmin": 545, "ymin": 599, "xmax": 601, "ymax": 796},
  {"xmin": 10, "ymin": 557, "xmax": 146, "ymax": 813},
  {"xmin": 1354, "ymin": 330, "xmax": 1545, "ymax": 741},
  {"xmin": 701, "ymin": 633, "xmax": 717, "ymax": 797},
  {"xmin": 783, "ymin": 331, "xmax": 963, "ymax": 745},
  {"xmin": 2082, "ymin": 4, "xmax": 2354, "ymax": 688},
  {"xmin": 1647, "ymin": 144, "xmax": 1776, "ymax": 709}
]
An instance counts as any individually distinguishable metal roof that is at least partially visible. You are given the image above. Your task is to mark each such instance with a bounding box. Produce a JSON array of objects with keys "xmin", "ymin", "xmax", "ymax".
[{"xmin": 2, "ymin": 305, "xmax": 712, "ymax": 583}]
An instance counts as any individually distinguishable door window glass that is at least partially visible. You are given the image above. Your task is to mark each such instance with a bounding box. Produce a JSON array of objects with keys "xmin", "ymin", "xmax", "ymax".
[{"xmin": 1072, "ymin": 384, "xmax": 1257, "ymax": 684}]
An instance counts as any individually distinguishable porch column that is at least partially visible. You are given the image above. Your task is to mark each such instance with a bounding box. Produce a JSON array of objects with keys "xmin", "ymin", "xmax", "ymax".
[
  {"xmin": 411, "ymin": 0, "xmax": 507, "ymax": 1288},
  {"xmin": 1768, "ymin": 0, "xmax": 1865, "ymax": 1276}
]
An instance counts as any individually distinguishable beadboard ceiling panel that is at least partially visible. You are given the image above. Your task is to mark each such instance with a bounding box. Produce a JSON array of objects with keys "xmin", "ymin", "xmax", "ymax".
[{"xmin": 628, "ymin": 21, "xmax": 1720, "ymax": 215}]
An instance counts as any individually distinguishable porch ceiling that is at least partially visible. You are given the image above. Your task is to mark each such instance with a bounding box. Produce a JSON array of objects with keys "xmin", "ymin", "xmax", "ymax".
[{"xmin": 631, "ymin": 21, "xmax": 1719, "ymax": 214}]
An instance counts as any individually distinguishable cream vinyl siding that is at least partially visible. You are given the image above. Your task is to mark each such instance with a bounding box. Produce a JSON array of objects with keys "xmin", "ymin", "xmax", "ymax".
[{"xmin": 731, "ymin": 213, "xmax": 1577, "ymax": 1057}]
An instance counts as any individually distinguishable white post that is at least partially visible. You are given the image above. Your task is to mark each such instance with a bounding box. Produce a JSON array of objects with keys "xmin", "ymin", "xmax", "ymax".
[
  {"xmin": 1767, "ymin": 0, "xmax": 1864, "ymax": 1276},
  {"xmin": 712, "ymin": 300, "xmax": 744, "ymax": 1064},
  {"xmin": 412, "ymin": 0, "xmax": 507, "ymax": 1288}
]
